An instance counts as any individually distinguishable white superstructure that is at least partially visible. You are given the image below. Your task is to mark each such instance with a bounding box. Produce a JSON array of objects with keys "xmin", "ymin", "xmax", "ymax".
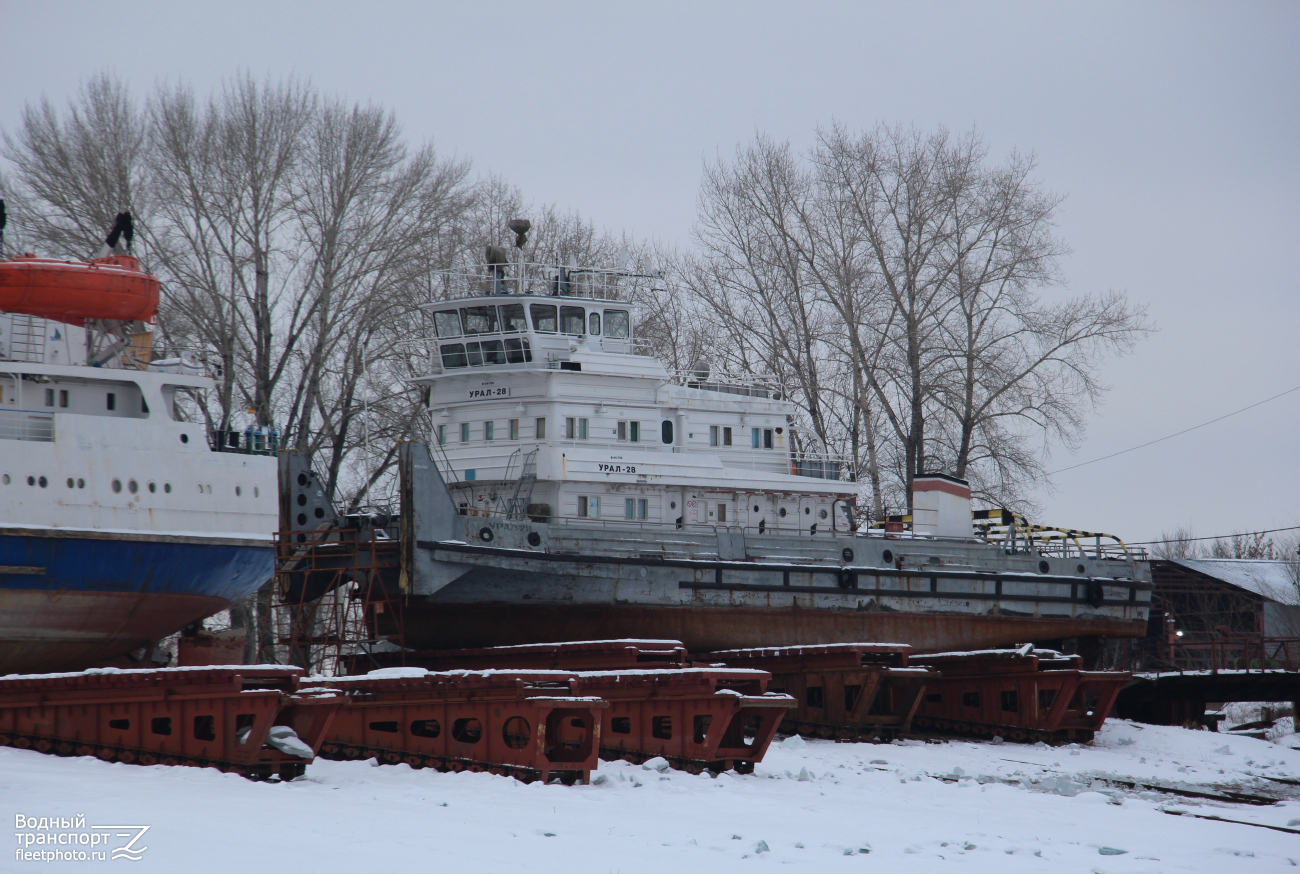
[
  {"xmin": 0, "ymin": 314, "xmax": 276, "ymax": 542},
  {"xmin": 411, "ymin": 265, "xmax": 854, "ymax": 534}
]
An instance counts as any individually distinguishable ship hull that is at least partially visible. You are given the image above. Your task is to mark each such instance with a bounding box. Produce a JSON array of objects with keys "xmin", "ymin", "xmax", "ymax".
[
  {"xmin": 399, "ymin": 600, "xmax": 1143, "ymax": 654},
  {"xmin": 0, "ymin": 530, "xmax": 273, "ymax": 674}
]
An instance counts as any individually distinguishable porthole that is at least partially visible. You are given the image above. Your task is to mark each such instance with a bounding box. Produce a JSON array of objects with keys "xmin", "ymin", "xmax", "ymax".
[
  {"xmin": 297, "ymin": 513, "xmax": 307, "ymax": 526},
  {"xmin": 882, "ymin": 549, "xmax": 894, "ymax": 564},
  {"xmin": 819, "ymin": 509, "xmax": 828, "ymax": 519},
  {"xmin": 314, "ymin": 507, "xmax": 324, "ymax": 518},
  {"xmin": 38, "ymin": 476, "xmax": 48, "ymax": 488},
  {"xmin": 804, "ymin": 506, "xmax": 811, "ymax": 515},
  {"xmin": 164, "ymin": 483, "xmax": 171, "ymax": 494},
  {"xmin": 527, "ymin": 531, "xmax": 541, "ymax": 547},
  {"xmin": 76, "ymin": 478, "xmax": 85, "ymax": 488},
  {"xmin": 112, "ymin": 479, "xmax": 122, "ymax": 493},
  {"xmin": 479, "ymin": 527, "xmax": 494, "ymax": 543},
  {"xmin": 779, "ymin": 507, "xmax": 787, "ymax": 518},
  {"xmin": 1076, "ymin": 564, "xmax": 1086, "ymax": 574},
  {"xmin": 235, "ymin": 486, "xmax": 242, "ymax": 497},
  {"xmin": 753, "ymin": 505, "xmax": 760, "ymax": 512},
  {"xmin": 148, "ymin": 482, "xmax": 156, "ymax": 493},
  {"xmin": 180, "ymin": 433, "xmax": 189, "ymax": 444},
  {"xmin": 1038, "ymin": 560, "xmax": 1050, "ymax": 574},
  {"xmin": 128, "ymin": 479, "xmax": 138, "ymax": 494},
  {"xmin": 297, "ymin": 493, "xmax": 307, "ymax": 507},
  {"xmin": 297, "ymin": 473, "xmax": 309, "ymax": 487},
  {"xmin": 27, "ymin": 476, "xmax": 35, "ymax": 486},
  {"xmin": 842, "ymin": 547, "xmax": 854, "ymax": 562},
  {"xmin": 66, "ymin": 478, "xmax": 74, "ymax": 488}
]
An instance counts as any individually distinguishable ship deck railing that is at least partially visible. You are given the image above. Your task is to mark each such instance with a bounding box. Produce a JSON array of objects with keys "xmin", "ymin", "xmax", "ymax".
[
  {"xmin": 425, "ymin": 261, "xmax": 667, "ymax": 302},
  {"xmin": 0, "ymin": 408, "xmax": 54, "ymax": 442}
]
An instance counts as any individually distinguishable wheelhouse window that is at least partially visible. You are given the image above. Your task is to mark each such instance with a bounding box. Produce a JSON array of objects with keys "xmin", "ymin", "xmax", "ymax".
[
  {"xmin": 499, "ymin": 304, "xmax": 527, "ymax": 332},
  {"xmin": 460, "ymin": 306, "xmax": 498, "ymax": 334},
  {"xmin": 433, "ymin": 310, "xmax": 462, "ymax": 338},
  {"xmin": 530, "ymin": 304, "xmax": 558, "ymax": 333},
  {"xmin": 560, "ymin": 306, "xmax": 586, "ymax": 335},
  {"xmin": 605, "ymin": 309, "xmax": 630, "ymax": 339},
  {"xmin": 588, "ymin": 312, "xmax": 601, "ymax": 335}
]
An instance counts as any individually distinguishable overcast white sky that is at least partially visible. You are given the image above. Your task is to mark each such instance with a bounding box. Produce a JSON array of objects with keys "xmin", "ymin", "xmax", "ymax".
[{"xmin": 3, "ymin": 1, "xmax": 1297, "ymax": 545}]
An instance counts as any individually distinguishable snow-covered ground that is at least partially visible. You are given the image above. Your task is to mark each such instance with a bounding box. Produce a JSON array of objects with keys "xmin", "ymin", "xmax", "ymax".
[{"xmin": 5, "ymin": 720, "xmax": 1299, "ymax": 872}]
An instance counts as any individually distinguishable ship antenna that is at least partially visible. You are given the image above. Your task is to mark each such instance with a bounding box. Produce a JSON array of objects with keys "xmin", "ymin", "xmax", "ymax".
[{"xmin": 0, "ymin": 198, "xmax": 6, "ymax": 257}]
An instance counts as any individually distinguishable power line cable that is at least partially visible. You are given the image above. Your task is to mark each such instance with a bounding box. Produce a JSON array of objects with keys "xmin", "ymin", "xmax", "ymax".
[
  {"xmin": 1128, "ymin": 524, "xmax": 1300, "ymax": 547},
  {"xmin": 1047, "ymin": 383, "xmax": 1300, "ymax": 475}
]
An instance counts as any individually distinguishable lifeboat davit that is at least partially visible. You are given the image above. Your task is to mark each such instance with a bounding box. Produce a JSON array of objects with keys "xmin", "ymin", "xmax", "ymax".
[{"xmin": 0, "ymin": 253, "xmax": 160, "ymax": 326}]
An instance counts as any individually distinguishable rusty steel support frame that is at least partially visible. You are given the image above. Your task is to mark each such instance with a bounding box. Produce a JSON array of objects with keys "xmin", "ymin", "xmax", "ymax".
[
  {"xmin": 909, "ymin": 649, "xmax": 1129, "ymax": 744},
  {"xmin": 308, "ymin": 671, "xmax": 607, "ymax": 784},
  {"xmin": 573, "ymin": 668, "xmax": 794, "ymax": 774},
  {"xmin": 273, "ymin": 529, "xmax": 404, "ymax": 676},
  {"xmin": 0, "ymin": 667, "xmax": 341, "ymax": 780},
  {"xmin": 702, "ymin": 644, "xmax": 936, "ymax": 741}
]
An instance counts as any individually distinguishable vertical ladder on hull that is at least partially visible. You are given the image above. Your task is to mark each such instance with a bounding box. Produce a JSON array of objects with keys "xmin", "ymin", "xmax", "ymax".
[
  {"xmin": 504, "ymin": 448, "xmax": 539, "ymax": 520},
  {"xmin": 8, "ymin": 315, "xmax": 46, "ymax": 363}
]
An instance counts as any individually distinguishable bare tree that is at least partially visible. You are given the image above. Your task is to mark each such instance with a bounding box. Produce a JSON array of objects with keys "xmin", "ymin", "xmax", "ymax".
[
  {"xmin": 1, "ymin": 72, "xmax": 150, "ymax": 259},
  {"xmin": 1152, "ymin": 525, "xmax": 1201, "ymax": 560}
]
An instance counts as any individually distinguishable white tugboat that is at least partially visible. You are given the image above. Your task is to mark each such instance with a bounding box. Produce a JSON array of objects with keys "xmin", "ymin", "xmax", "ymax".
[{"xmin": 283, "ymin": 248, "xmax": 1152, "ymax": 657}]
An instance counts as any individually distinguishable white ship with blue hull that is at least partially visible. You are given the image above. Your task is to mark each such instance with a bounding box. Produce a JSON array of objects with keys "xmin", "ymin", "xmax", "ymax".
[{"xmin": 0, "ymin": 312, "xmax": 278, "ymax": 674}]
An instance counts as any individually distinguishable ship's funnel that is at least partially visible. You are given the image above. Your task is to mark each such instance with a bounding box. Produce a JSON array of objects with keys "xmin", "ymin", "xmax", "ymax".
[{"xmin": 911, "ymin": 473, "xmax": 972, "ymax": 538}]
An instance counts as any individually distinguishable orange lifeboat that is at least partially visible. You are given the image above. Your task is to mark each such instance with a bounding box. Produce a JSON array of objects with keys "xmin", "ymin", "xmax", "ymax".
[{"xmin": 0, "ymin": 253, "xmax": 160, "ymax": 326}]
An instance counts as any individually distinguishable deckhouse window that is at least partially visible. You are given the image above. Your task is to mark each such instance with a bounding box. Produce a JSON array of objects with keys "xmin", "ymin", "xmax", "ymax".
[
  {"xmin": 535, "ymin": 417, "xmax": 547, "ymax": 439},
  {"xmin": 499, "ymin": 304, "xmax": 527, "ymax": 332},
  {"xmin": 530, "ymin": 304, "xmax": 558, "ymax": 333},
  {"xmin": 723, "ymin": 427, "xmax": 733, "ymax": 446},
  {"xmin": 509, "ymin": 419, "xmax": 519, "ymax": 440},
  {"xmin": 709, "ymin": 425, "xmax": 718, "ymax": 447},
  {"xmin": 566, "ymin": 417, "xmax": 588, "ymax": 439},
  {"xmin": 460, "ymin": 306, "xmax": 499, "ymax": 334},
  {"xmin": 44, "ymin": 389, "xmax": 54, "ymax": 407},
  {"xmin": 106, "ymin": 392, "xmax": 116, "ymax": 411},
  {"xmin": 588, "ymin": 312, "xmax": 601, "ymax": 335},
  {"xmin": 578, "ymin": 496, "xmax": 600, "ymax": 518},
  {"xmin": 625, "ymin": 498, "xmax": 647, "ymax": 520},
  {"xmin": 661, "ymin": 421, "xmax": 674, "ymax": 444},
  {"xmin": 433, "ymin": 310, "xmax": 462, "ymax": 337},
  {"xmin": 504, "ymin": 338, "xmax": 532, "ymax": 363},
  {"xmin": 560, "ymin": 306, "xmax": 586, "ymax": 335},
  {"xmin": 485, "ymin": 421, "xmax": 495, "ymax": 441},
  {"xmin": 605, "ymin": 310, "xmax": 630, "ymax": 339},
  {"xmin": 460, "ymin": 422, "xmax": 470, "ymax": 442},
  {"xmin": 441, "ymin": 344, "xmax": 468, "ymax": 368}
]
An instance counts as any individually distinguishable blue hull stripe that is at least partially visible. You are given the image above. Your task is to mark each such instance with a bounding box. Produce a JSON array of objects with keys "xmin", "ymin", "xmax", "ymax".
[{"xmin": 0, "ymin": 533, "xmax": 274, "ymax": 603}]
